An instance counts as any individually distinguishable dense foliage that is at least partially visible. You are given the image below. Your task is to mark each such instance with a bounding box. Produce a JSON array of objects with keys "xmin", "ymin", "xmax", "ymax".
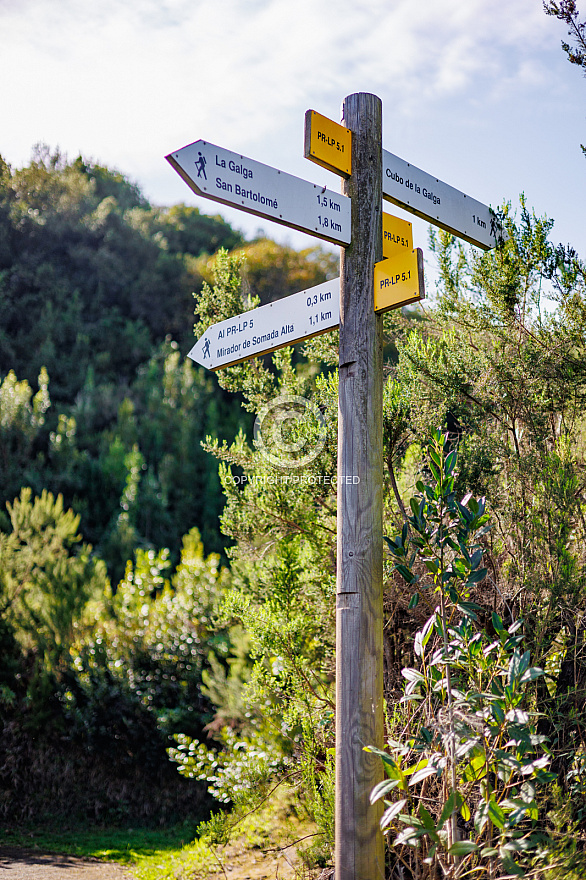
[
  {"xmin": 167, "ymin": 204, "xmax": 586, "ymax": 877},
  {"xmin": 0, "ymin": 148, "xmax": 336, "ymax": 578},
  {"xmin": 0, "ymin": 147, "xmax": 339, "ymax": 830},
  {"xmin": 3, "ymin": 141, "xmax": 586, "ymax": 878}
]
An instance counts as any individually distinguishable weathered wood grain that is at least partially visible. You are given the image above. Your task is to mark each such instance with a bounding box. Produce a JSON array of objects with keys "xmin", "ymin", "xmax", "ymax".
[{"xmin": 335, "ymin": 92, "xmax": 385, "ymax": 880}]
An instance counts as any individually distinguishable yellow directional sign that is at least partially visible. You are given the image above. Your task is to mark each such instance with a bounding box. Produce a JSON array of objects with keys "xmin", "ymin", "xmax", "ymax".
[
  {"xmin": 304, "ymin": 110, "xmax": 352, "ymax": 177},
  {"xmin": 374, "ymin": 248, "xmax": 425, "ymax": 313},
  {"xmin": 382, "ymin": 212, "xmax": 412, "ymax": 260}
]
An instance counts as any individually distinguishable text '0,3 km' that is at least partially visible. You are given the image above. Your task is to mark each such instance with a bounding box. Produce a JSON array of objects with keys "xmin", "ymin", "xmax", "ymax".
[
  {"xmin": 188, "ymin": 279, "xmax": 340, "ymax": 371},
  {"xmin": 166, "ymin": 140, "xmax": 351, "ymax": 247}
]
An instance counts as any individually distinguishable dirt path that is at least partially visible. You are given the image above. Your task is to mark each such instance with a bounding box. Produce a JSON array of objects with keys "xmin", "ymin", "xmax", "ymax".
[{"xmin": 0, "ymin": 847, "xmax": 136, "ymax": 879}]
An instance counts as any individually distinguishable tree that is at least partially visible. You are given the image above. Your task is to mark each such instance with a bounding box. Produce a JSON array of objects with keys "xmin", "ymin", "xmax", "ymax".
[
  {"xmin": 0, "ymin": 147, "xmax": 244, "ymax": 401},
  {"xmin": 196, "ymin": 238, "xmax": 338, "ymax": 306},
  {"xmin": 0, "ymin": 488, "xmax": 106, "ymax": 679},
  {"xmin": 545, "ymin": 1, "xmax": 586, "ymax": 154}
]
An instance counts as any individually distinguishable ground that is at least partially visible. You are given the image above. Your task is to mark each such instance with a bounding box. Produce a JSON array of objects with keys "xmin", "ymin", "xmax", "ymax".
[
  {"xmin": 0, "ymin": 841, "xmax": 303, "ymax": 880},
  {"xmin": 0, "ymin": 847, "xmax": 134, "ymax": 879},
  {"xmin": 0, "ymin": 790, "xmax": 327, "ymax": 879}
]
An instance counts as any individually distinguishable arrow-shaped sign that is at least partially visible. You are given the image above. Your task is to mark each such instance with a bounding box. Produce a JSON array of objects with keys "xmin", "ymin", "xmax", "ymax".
[
  {"xmin": 383, "ymin": 149, "xmax": 500, "ymax": 250},
  {"xmin": 188, "ymin": 278, "xmax": 340, "ymax": 371},
  {"xmin": 374, "ymin": 248, "xmax": 425, "ymax": 313},
  {"xmin": 167, "ymin": 140, "xmax": 351, "ymax": 247}
]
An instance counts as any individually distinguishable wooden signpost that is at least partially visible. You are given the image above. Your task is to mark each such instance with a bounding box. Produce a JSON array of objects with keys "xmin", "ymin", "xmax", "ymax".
[
  {"xmin": 336, "ymin": 92, "xmax": 385, "ymax": 880},
  {"xmin": 167, "ymin": 97, "xmax": 499, "ymax": 880}
]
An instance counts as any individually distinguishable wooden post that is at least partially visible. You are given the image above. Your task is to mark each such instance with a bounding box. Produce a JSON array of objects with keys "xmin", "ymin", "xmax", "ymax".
[{"xmin": 336, "ymin": 93, "xmax": 385, "ymax": 879}]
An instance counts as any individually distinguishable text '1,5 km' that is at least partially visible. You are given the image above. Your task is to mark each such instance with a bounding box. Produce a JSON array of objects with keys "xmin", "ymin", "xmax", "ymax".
[{"xmin": 166, "ymin": 140, "xmax": 351, "ymax": 247}]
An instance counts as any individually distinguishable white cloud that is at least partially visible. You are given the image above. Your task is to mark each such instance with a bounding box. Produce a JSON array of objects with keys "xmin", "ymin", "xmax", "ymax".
[
  {"xmin": 1, "ymin": 0, "xmax": 582, "ymax": 254},
  {"xmin": 0, "ymin": 0, "xmax": 557, "ymax": 167}
]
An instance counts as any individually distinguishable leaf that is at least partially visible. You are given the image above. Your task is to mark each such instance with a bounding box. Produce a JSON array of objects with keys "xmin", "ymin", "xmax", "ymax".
[
  {"xmin": 456, "ymin": 500, "xmax": 473, "ymax": 523},
  {"xmin": 487, "ymin": 798, "xmax": 506, "ymax": 829},
  {"xmin": 383, "ymin": 535, "xmax": 400, "ymax": 553},
  {"xmin": 457, "ymin": 603, "xmax": 478, "ymax": 621},
  {"xmin": 448, "ymin": 840, "xmax": 478, "ymax": 856},
  {"xmin": 500, "ymin": 798, "xmax": 529, "ymax": 825},
  {"xmin": 491, "ymin": 702, "xmax": 505, "ymax": 724},
  {"xmin": 418, "ymin": 803, "xmax": 437, "ymax": 833},
  {"xmin": 474, "ymin": 800, "xmax": 489, "ymax": 834},
  {"xmin": 518, "ymin": 650, "xmax": 531, "ymax": 677},
  {"xmin": 408, "ymin": 592, "xmax": 420, "ymax": 610},
  {"xmin": 370, "ymin": 777, "xmax": 400, "ymax": 804},
  {"xmin": 395, "ymin": 563, "xmax": 416, "ymax": 584},
  {"xmin": 461, "ymin": 800, "xmax": 471, "ymax": 821},
  {"xmin": 492, "ymin": 611, "xmax": 505, "ymax": 632},
  {"xmin": 455, "ymin": 738, "xmax": 480, "ymax": 760},
  {"xmin": 429, "ymin": 447, "xmax": 441, "ymax": 467},
  {"xmin": 452, "ymin": 558, "xmax": 468, "ymax": 576},
  {"xmin": 402, "ymin": 668, "xmax": 425, "ymax": 683},
  {"xmin": 445, "ymin": 449, "xmax": 457, "ymax": 475},
  {"xmin": 380, "ymin": 799, "xmax": 407, "ymax": 829},
  {"xmin": 520, "ymin": 666, "xmax": 544, "ymax": 683},
  {"xmin": 363, "ymin": 745, "xmax": 400, "ymax": 772},
  {"xmin": 508, "ymin": 649, "xmax": 522, "ymax": 687},
  {"xmin": 409, "ymin": 765, "xmax": 437, "ymax": 785},
  {"xmin": 466, "ymin": 567, "xmax": 487, "ymax": 584},
  {"xmin": 394, "ymin": 826, "xmax": 423, "ymax": 847},
  {"xmin": 438, "ymin": 791, "xmax": 457, "ymax": 829},
  {"xmin": 429, "ymin": 460, "xmax": 441, "ymax": 483},
  {"xmin": 500, "ymin": 855, "xmax": 525, "ymax": 876},
  {"xmin": 506, "ymin": 708, "xmax": 529, "ymax": 724},
  {"xmin": 414, "ymin": 630, "xmax": 424, "ymax": 657},
  {"xmin": 421, "ymin": 615, "xmax": 435, "ymax": 648},
  {"xmin": 463, "ymin": 751, "xmax": 487, "ymax": 782},
  {"xmin": 520, "ymin": 755, "xmax": 551, "ymax": 775}
]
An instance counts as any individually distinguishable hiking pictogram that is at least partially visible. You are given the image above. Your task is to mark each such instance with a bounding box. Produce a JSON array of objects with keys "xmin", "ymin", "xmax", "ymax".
[{"xmin": 195, "ymin": 152, "xmax": 207, "ymax": 179}]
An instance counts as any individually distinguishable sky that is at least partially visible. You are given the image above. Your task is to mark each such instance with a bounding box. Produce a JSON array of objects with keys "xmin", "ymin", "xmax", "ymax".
[{"xmin": 1, "ymin": 0, "xmax": 585, "ymax": 277}]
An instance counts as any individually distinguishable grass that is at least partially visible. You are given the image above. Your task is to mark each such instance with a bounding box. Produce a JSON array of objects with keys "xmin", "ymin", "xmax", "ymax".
[
  {"xmin": 0, "ymin": 789, "xmax": 322, "ymax": 879},
  {"xmin": 0, "ymin": 823, "xmax": 214, "ymax": 879}
]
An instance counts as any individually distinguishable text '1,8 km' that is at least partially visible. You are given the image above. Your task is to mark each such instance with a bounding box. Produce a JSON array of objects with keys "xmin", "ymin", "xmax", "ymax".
[{"xmin": 166, "ymin": 140, "xmax": 351, "ymax": 247}]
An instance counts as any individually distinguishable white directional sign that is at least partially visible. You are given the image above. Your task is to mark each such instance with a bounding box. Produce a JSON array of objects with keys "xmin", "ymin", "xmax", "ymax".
[
  {"xmin": 188, "ymin": 279, "xmax": 340, "ymax": 371},
  {"xmin": 167, "ymin": 141, "xmax": 351, "ymax": 247},
  {"xmin": 383, "ymin": 149, "xmax": 500, "ymax": 250}
]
